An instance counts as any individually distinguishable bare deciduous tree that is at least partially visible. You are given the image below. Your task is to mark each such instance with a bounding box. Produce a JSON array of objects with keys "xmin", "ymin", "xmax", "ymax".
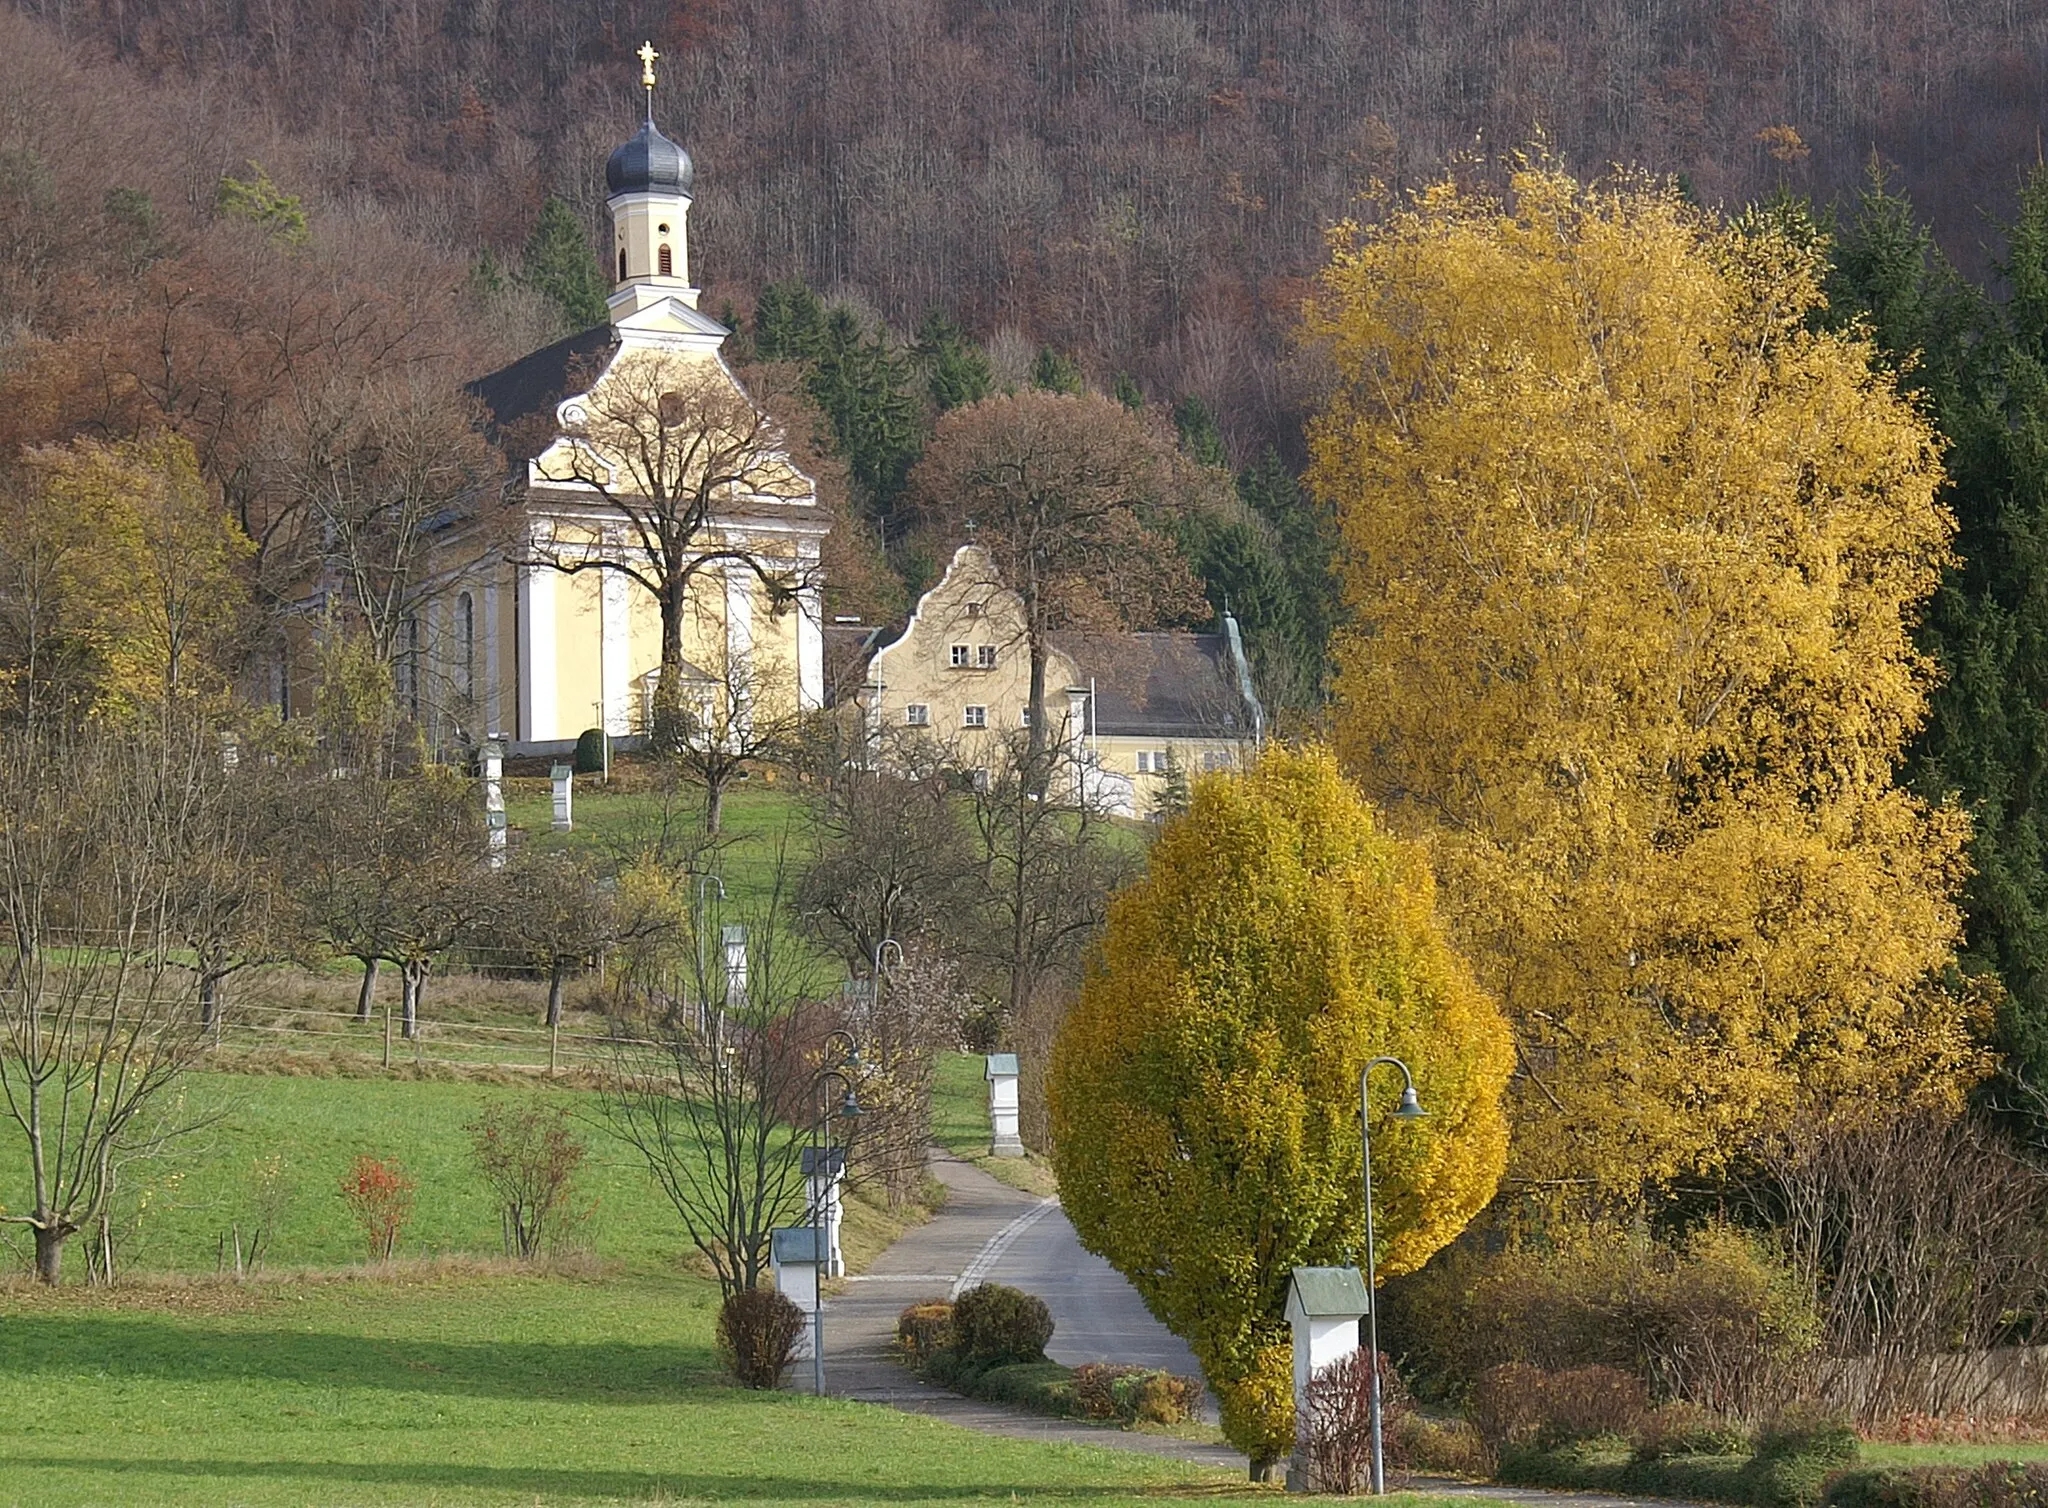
[
  {"xmin": 908, "ymin": 390, "xmax": 1205, "ymax": 781},
  {"xmin": 601, "ymin": 857, "xmax": 840, "ymax": 1297},
  {"xmin": 525, "ymin": 353, "xmax": 821, "ymax": 751},
  {"xmin": 0, "ymin": 714, "xmax": 245, "ymax": 1283}
]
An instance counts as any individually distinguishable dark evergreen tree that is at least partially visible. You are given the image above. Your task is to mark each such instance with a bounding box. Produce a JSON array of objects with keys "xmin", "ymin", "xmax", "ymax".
[
  {"xmin": 1825, "ymin": 167, "xmax": 2048, "ymax": 1105},
  {"xmin": 914, "ymin": 311, "xmax": 992, "ymax": 413},
  {"xmin": 752, "ymin": 280, "xmax": 827, "ymax": 361},
  {"xmin": 1172, "ymin": 394, "xmax": 1227, "ymax": 469},
  {"xmin": 1031, "ymin": 346, "xmax": 1083, "ymax": 395},
  {"xmin": 808, "ymin": 307, "xmax": 923, "ymax": 529},
  {"xmin": 520, "ymin": 197, "xmax": 608, "ymax": 331},
  {"xmin": 1113, "ymin": 373, "xmax": 1144, "ymax": 410}
]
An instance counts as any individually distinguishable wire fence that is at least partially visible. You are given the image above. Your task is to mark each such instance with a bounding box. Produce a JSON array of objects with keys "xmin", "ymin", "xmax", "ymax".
[{"xmin": 193, "ymin": 1004, "xmax": 653, "ymax": 1075}]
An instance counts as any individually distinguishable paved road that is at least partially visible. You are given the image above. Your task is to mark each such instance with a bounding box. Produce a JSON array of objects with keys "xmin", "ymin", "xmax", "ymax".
[{"xmin": 976, "ymin": 1197, "xmax": 1207, "ymax": 1382}]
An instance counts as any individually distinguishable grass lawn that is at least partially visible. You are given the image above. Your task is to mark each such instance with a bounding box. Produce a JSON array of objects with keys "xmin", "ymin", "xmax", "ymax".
[
  {"xmin": 1859, "ymin": 1442, "xmax": 2048, "ymax": 1467},
  {"xmin": 0, "ymin": 1271, "xmax": 1447, "ymax": 1507}
]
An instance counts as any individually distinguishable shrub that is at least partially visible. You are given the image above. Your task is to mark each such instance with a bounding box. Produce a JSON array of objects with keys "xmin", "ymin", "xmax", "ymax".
[
  {"xmin": 1392, "ymin": 1414, "xmax": 1493, "ymax": 1477},
  {"xmin": 1636, "ymin": 1401, "xmax": 1754, "ymax": 1460},
  {"xmin": 1746, "ymin": 1408, "xmax": 1861, "ymax": 1508},
  {"xmin": 466, "ymin": 1099, "xmax": 588, "ymax": 1259},
  {"xmin": 1825, "ymin": 1462, "xmax": 2048, "ymax": 1508},
  {"xmin": 717, "ymin": 1288, "xmax": 806, "ymax": 1389},
  {"xmin": 573, "ymin": 727, "xmax": 607, "ymax": 774},
  {"xmin": 1306, "ymin": 1350, "xmax": 1412, "ymax": 1493},
  {"xmin": 1470, "ymin": 1363, "xmax": 1648, "ymax": 1453},
  {"xmin": 337, "ymin": 1154, "xmax": 415, "ymax": 1260},
  {"xmin": 895, "ymin": 1300, "xmax": 954, "ymax": 1366},
  {"xmin": 951, "ymin": 1282, "xmax": 1053, "ymax": 1364},
  {"xmin": 1071, "ymin": 1362, "xmax": 1204, "ymax": 1425},
  {"xmin": 1388, "ymin": 1222, "xmax": 1817, "ymax": 1421}
]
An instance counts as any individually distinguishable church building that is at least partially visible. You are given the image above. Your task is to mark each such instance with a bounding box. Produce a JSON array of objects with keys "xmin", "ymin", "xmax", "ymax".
[{"xmin": 448, "ymin": 46, "xmax": 826, "ymax": 753}]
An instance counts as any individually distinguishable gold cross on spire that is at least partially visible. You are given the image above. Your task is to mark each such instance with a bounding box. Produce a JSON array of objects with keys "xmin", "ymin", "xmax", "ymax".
[{"xmin": 637, "ymin": 40, "xmax": 659, "ymax": 91}]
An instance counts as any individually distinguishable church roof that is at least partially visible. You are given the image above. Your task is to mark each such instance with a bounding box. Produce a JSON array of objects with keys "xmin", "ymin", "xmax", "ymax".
[
  {"xmin": 607, "ymin": 119, "xmax": 694, "ymax": 197},
  {"xmin": 466, "ymin": 324, "xmax": 618, "ymax": 438}
]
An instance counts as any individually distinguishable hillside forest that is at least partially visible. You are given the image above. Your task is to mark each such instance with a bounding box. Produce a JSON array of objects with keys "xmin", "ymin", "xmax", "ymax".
[{"xmin": 11, "ymin": 0, "xmax": 2048, "ymax": 1111}]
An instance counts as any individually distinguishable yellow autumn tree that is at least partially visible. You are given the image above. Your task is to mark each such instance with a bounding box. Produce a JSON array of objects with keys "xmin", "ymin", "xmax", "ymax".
[
  {"xmin": 35, "ymin": 432, "xmax": 252, "ymax": 704},
  {"xmin": 1050, "ymin": 746, "xmax": 1513, "ymax": 1476},
  {"xmin": 1303, "ymin": 161, "xmax": 1988, "ymax": 1194}
]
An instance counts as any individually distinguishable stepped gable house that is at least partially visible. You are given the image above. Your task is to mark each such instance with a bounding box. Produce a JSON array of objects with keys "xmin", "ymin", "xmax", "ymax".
[{"xmin": 831, "ymin": 544, "xmax": 1265, "ymax": 817}]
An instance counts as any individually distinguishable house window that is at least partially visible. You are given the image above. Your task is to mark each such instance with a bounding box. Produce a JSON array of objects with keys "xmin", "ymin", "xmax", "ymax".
[
  {"xmin": 1203, "ymin": 749, "xmax": 1232, "ymax": 771},
  {"xmin": 967, "ymin": 602, "xmax": 985, "ymax": 619},
  {"xmin": 963, "ymin": 705, "xmax": 987, "ymax": 728},
  {"xmin": 976, "ymin": 645, "xmax": 997, "ymax": 668},
  {"xmin": 905, "ymin": 703, "xmax": 930, "ymax": 726},
  {"xmin": 1019, "ymin": 706, "xmax": 1032, "ymax": 727},
  {"xmin": 950, "ymin": 644, "xmax": 971, "ymax": 667},
  {"xmin": 1136, "ymin": 750, "xmax": 1170, "ymax": 774}
]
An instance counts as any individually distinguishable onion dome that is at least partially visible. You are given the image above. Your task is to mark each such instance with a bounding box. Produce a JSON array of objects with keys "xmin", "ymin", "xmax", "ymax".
[{"xmin": 605, "ymin": 120, "xmax": 694, "ymax": 197}]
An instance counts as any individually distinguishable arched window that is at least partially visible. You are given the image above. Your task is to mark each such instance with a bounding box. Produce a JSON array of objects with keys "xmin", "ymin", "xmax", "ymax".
[
  {"xmin": 618, "ymin": 247, "xmax": 627, "ymax": 280},
  {"xmin": 658, "ymin": 243, "xmax": 673, "ymax": 277},
  {"xmin": 456, "ymin": 592, "xmax": 475, "ymax": 701}
]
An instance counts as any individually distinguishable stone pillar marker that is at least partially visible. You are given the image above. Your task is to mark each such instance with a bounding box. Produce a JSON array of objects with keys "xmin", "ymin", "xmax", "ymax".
[
  {"xmin": 986, "ymin": 1053, "xmax": 1023, "ymax": 1156},
  {"xmin": 1284, "ymin": 1265, "xmax": 1370, "ymax": 1493},
  {"xmin": 550, "ymin": 762, "xmax": 573, "ymax": 831},
  {"xmin": 771, "ymin": 1226, "xmax": 823, "ymax": 1360},
  {"xmin": 482, "ymin": 739, "xmax": 507, "ymax": 869},
  {"xmin": 802, "ymin": 1146, "xmax": 847, "ymax": 1278}
]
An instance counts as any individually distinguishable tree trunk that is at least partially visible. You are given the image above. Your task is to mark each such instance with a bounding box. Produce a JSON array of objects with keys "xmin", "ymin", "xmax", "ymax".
[
  {"xmin": 34, "ymin": 1224, "xmax": 63, "ymax": 1286},
  {"xmin": 653, "ymin": 588, "xmax": 689, "ymax": 752},
  {"xmin": 199, "ymin": 971, "xmax": 219, "ymax": 1027},
  {"xmin": 547, "ymin": 962, "xmax": 567, "ymax": 1028},
  {"xmin": 706, "ymin": 774, "xmax": 727, "ymax": 836},
  {"xmin": 401, "ymin": 960, "xmax": 428, "ymax": 1039},
  {"xmin": 356, "ymin": 957, "xmax": 379, "ymax": 1021},
  {"xmin": 1250, "ymin": 1456, "xmax": 1277, "ymax": 1484}
]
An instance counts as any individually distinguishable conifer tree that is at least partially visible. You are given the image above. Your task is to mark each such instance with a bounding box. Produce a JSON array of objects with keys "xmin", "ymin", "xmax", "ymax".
[
  {"xmin": 914, "ymin": 311, "xmax": 992, "ymax": 413},
  {"xmin": 520, "ymin": 197, "xmax": 608, "ymax": 331}
]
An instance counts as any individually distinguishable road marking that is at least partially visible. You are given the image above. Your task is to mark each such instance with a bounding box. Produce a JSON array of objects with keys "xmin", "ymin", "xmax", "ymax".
[
  {"xmin": 842, "ymin": 1273, "xmax": 958, "ymax": 1283},
  {"xmin": 951, "ymin": 1197, "xmax": 1061, "ymax": 1298}
]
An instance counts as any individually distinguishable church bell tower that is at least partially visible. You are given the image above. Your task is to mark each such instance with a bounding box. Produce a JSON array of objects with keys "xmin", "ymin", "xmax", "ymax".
[{"xmin": 605, "ymin": 43, "xmax": 699, "ymax": 320}]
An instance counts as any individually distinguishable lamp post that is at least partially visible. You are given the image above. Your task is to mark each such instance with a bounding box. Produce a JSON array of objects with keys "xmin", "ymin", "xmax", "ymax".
[
  {"xmin": 811, "ymin": 1029, "xmax": 861, "ymax": 1396},
  {"xmin": 694, "ymin": 874, "xmax": 725, "ymax": 1035},
  {"xmin": 1360, "ymin": 1055, "xmax": 1426, "ymax": 1496}
]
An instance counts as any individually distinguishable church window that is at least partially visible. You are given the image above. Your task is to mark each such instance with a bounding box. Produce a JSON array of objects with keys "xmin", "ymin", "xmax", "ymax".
[
  {"xmin": 658, "ymin": 391, "xmax": 687, "ymax": 427},
  {"xmin": 618, "ymin": 248, "xmax": 627, "ymax": 280},
  {"xmin": 456, "ymin": 593, "xmax": 475, "ymax": 700},
  {"xmin": 658, "ymin": 244, "xmax": 673, "ymax": 276},
  {"xmin": 658, "ymin": 223, "xmax": 670, "ymax": 234}
]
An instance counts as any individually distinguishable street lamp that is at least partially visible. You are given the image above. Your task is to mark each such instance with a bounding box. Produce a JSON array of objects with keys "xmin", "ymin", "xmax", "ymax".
[
  {"xmin": 811, "ymin": 1029, "xmax": 862, "ymax": 1396},
  {"xmin": 694, "ymin": 874, "xmax": 726, "ymax": 1035},
  {"xmin": 1360, "ymin": 1055, "xmax": 1426, "ymax": 1496}
]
